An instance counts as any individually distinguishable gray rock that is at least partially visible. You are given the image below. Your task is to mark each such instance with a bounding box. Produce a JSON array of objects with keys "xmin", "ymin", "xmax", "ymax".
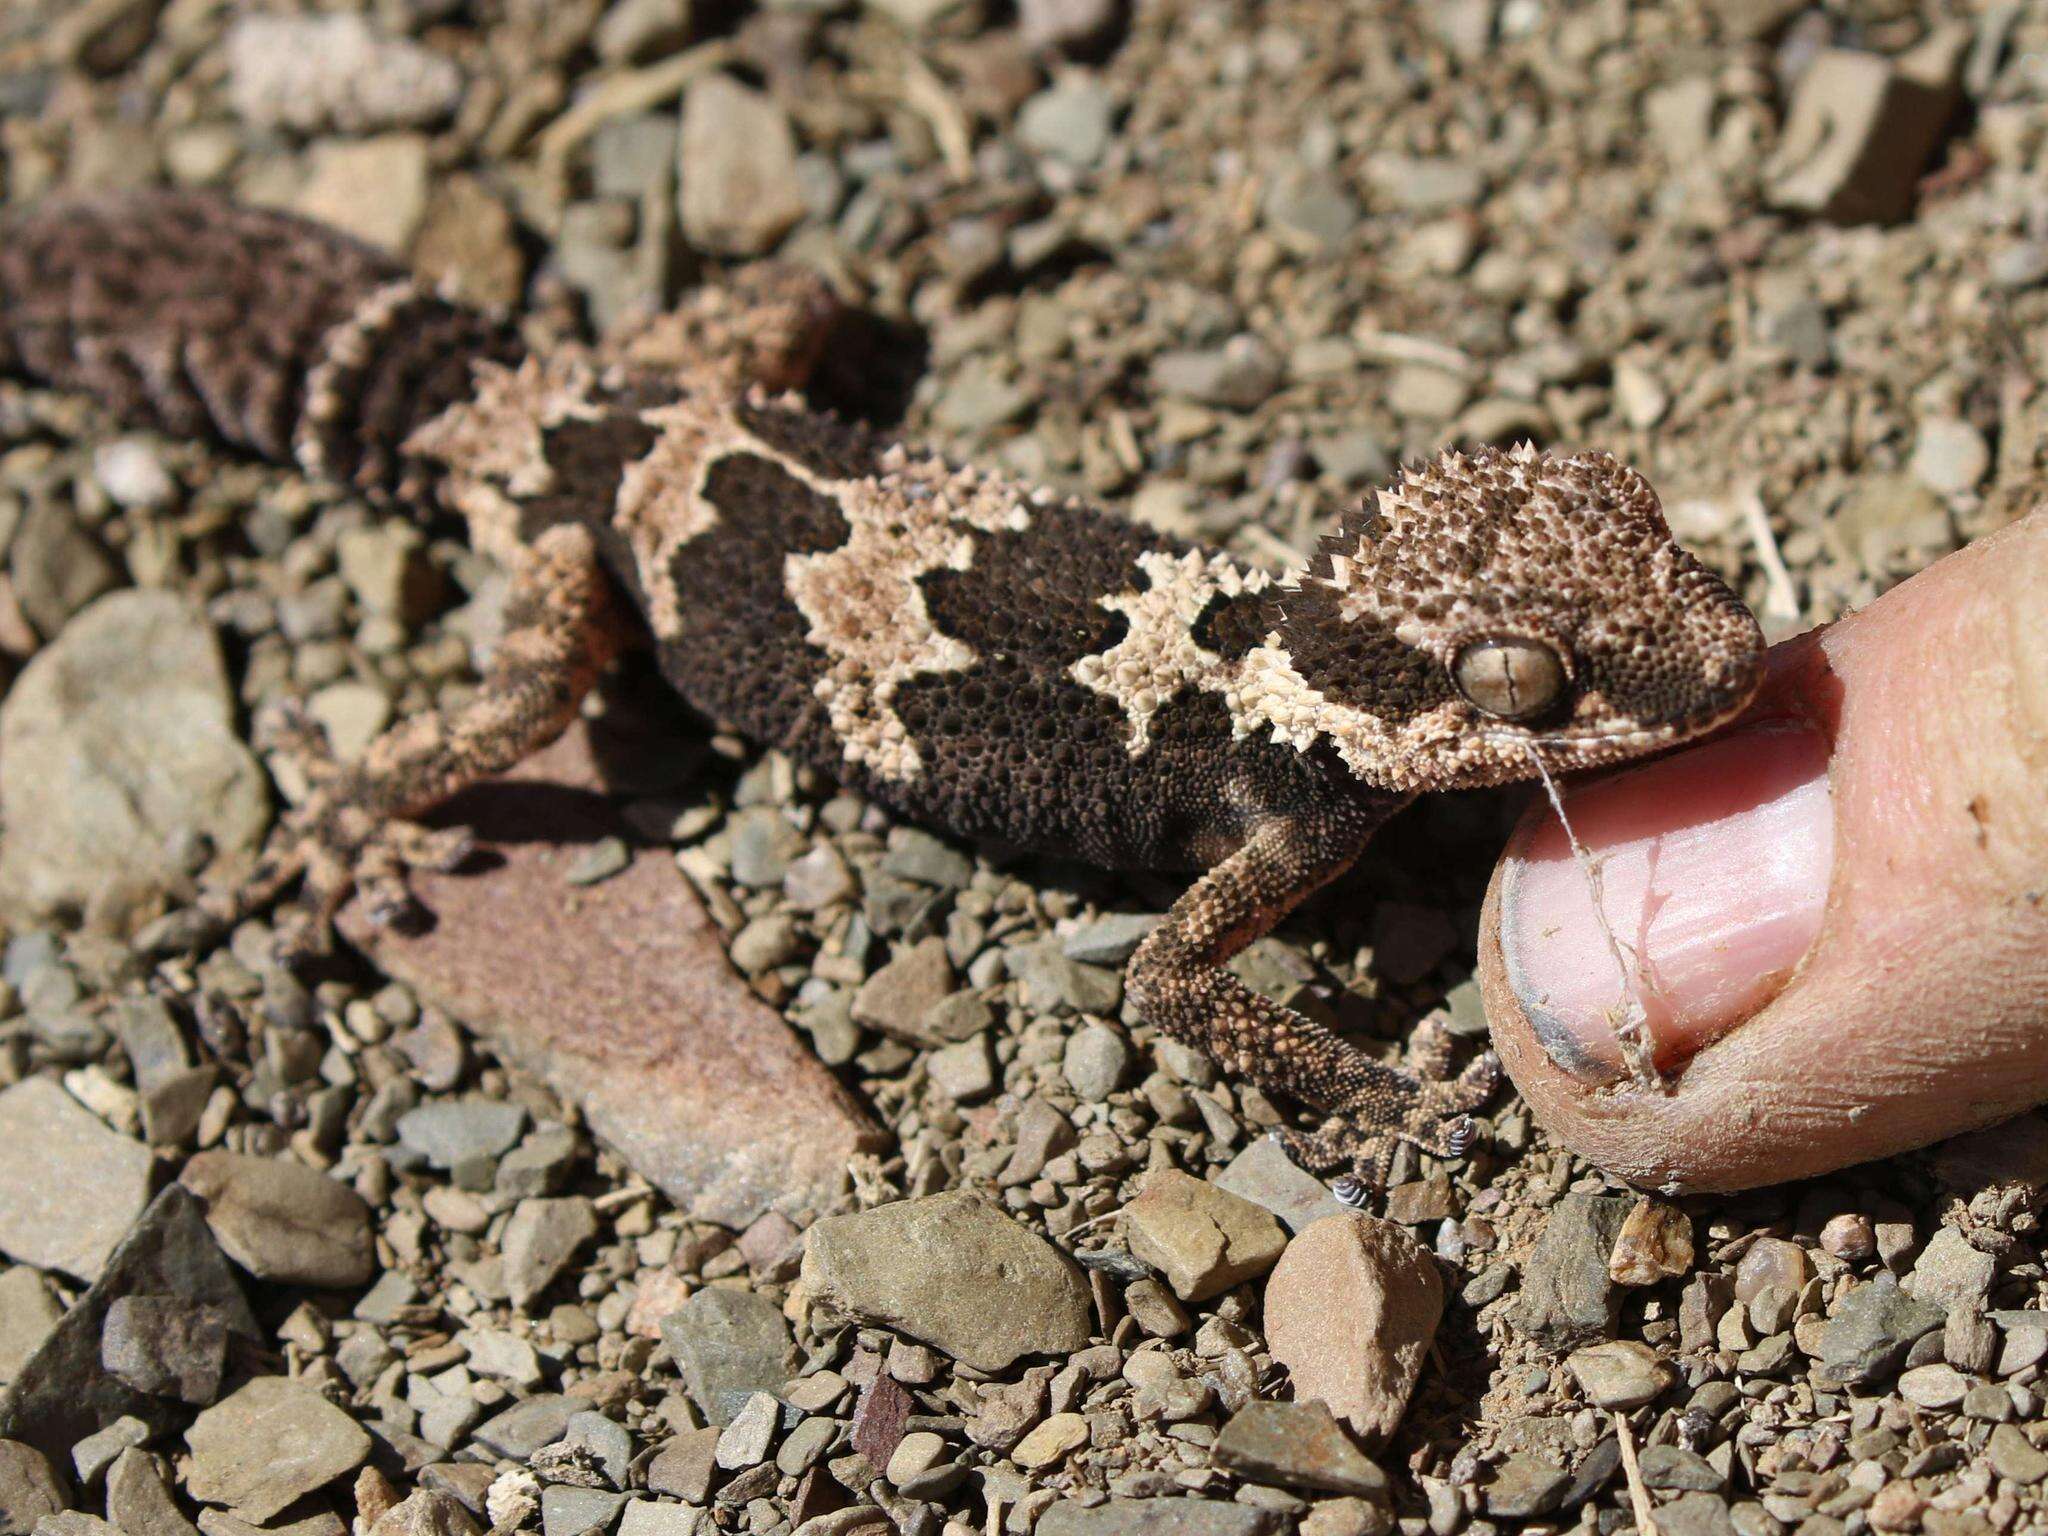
[
  {"xmin": 1060, "ymin": 913, "xmax": 1157, "ymax": 966},
  {"xmin": 69, "ymin": 1417, "xmax": 146, "ymax": 1486},
  {"xmin": 0, "ymin": 1080, "xmax": 152, "ymax": 1282},
  {"xmin": 183, "ymin": 1378, "xmax": 370, "ymax": 1523},
  {"xmin": 226, "ymin": 15, "xmax": 462, "ymax": 133},
  {"xmin": 1019, "ymin": 0, "xmax": 1121, "ymax": 53},
  {"xmin": 1009, "ymin": 943, "xmax": 1122, "ymax": 1015},
  {"xmin": 397, "ymin": 1100, "xmax": 528, "ymax": 1172},
  {"xmin": 0, "ymin": 1440, "xmax": 68, "ymax": 1536},
  {"xmin": 1215, "ymin": 1139, "xmax": 1350, "ymax": 1235},
  {"xmin": 926, "ymin": 1036, "xmax": 997, "ymax": 1102},
  {"xmin": 879, "ymin": 829, "xmax": 972, "ymax": 889},
  {"xmin": 1508, "ymin": 1194, "xmax": 1631, "ymax": 1348},
  {"xmin": 1210, "ymin": 1401, "xmax": 1388, "ymax": 1497},
  {"xmin": 91, "ymin": 441, "xmax": 175, "ymax": 512},
  {"xmin": 1988, "ymin": 1424, "xmax": 2048, "ymax": 1486},
  {"xmin": 0, "ymin": 1273, "xmax": 59, "ymax": 1388},
  {"xmin": 1062, "ymin": 1025, "xmax": 1133, "ymax": 1102},
  {"xmin": 10, "ymin": 501, "xmax": 118, "ymax": 641},
  {"xmin": 1036, "ymin": 1500, "xmax": 1274, "ymax": 1536},
  {"xmin": 100, "ymin": 1297, "xmax": 231, "ymax": 1405},
  {"xmin": 1262, "ymin": 167, "xmax": 1361, "ymax": 251},
  {"xmin": 336, "ymin": 524, "xmax": 441, "ymax": 628},
  {"xmin": 712, "ymin": 1393, "xmax": 778, "ymax": 1470},
  {"xmin": 471, "ymin": 1395, "xmax": 580, "ymax": 1460},
  {"xmin": 800, "ymin": 1191, "xmax": 1092, "ymax": 1371},
  {"xmin": 1150, "ymin": 338, "xmax": 1283, "ymax": 411},
  {"xmin": 614, "ymin": 1505, "xmax": 700, "ymax": 1536},
  {"xmin": 293, "ymin": 136, "xmax": 431, "ymax": 254},
  {"xmin": 1906, "ymin": 1227, "xmax": 1995, "ymax": 1311},
  {"xmin": 562, "ymin": 1414, "xmax": 634, "ymax": 1490},
  {"xmin": 0, "ymin": 1189, "xmax": 254, "ymax": 1465},
  {"xmin": 1017, "ymin": 75, "xmax": 1117, "ymax": 166},
  {"xmin": 658, "ymin": 1290, "xmax": 794, "ymax": 1426},
  {"xmin": 1813, "ymin": 1272, "xmax": 1945, "ymax": 1386},
  {"xmin": 104, "ymin": 1450, "xmax": 196, "ymax": 1536},
  {"xmin": 538, "ymin": 1487, "xmax": 626, "ymax": 1536},
  {"xmin": 0, "ymin": 591, "xmax": 267, "ymax": 925},
  {"xmin": 366, "ymin": 1490, "xmax": 482, "ymax": 1536},
  {"xmin": 179, "ymin": 1151, "xmax": 375, "ymax": 1289},
  {"xmin": 1479, "ymin": 1453, "xmax": 1570, "ymax": 1519},
  {"xmin": 1639, "ymin": 1445, "xmax": 1722, "ymax": 1491},
  {"xmin": 678, "ymin": 75, "xmax": 807, "ymax": 258},
  {"xmin": 1653, "ymin": 1493, "xmax": 1736, "ymax": 1536},
  {"xmin": 502, "ymin": 1198, "xmax": 599, "ymax": 1309},
  {"xmin": 1909, "ymin": 418, "xmax": 1990, "ymax": 497}
]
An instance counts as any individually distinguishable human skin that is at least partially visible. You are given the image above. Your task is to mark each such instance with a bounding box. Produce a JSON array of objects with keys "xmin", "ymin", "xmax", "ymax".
[{"xmin": 1477, "ymin": 509, "xmax": 2048, "ymax": 1192}]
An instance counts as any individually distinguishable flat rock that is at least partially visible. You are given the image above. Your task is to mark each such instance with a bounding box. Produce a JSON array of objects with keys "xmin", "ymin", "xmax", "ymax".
[
  {"xmin": 179, "ymin": 1151, "xmax": 374, "ymax": 1288},
  {"xmin": 470, "ymin": 1395, "xmax": 579, "ymax": 1461},
  {"xmin": 1210, "ymin": 1401, "xmax": 1388, "ymax": 1497},
  {"xmin": 367, "ymin": 1491, "xmax": 482, "ymax": 1536},
  {"xmin": 0, "ymin": 1273, "xmax": 59, "ymax": 1388},
  {"xmin": 100, "ymin": 1297, "xmax": 231, "ymax": 1405},
  {"xmin": 0, "ymin": 1079, "xmax": 152, "ymax": 1282},
  {"xmin": 226, "ymin": 14, "xmax": 461, "ymax": 133},
  {"xmin": 1813, "ymin": 1272, "xmax": 1945, "ymax": 1387},
  {"xmin": 1563, "ymin": 1340, "xmax": 1674, "ymax": 1410},
  {"xmin": 0, "ymin": 590, "xmax": 267, "ymax": 926},
  {"xmin": 338, "ymin": 723, "xmax": 887, "ymax": 1227},
  {"xmin": 0, "ymin": 1190, "xmax": 254, "ymax": 1464},
  {"xmin": 1763, "ymin": 47, "xmax": 1959, "ymax": 224},
  {"xmin": 104, "ymin": 1449, "xmax": 196, "ymax": 1536},
  {"xmin": 677, "ymin": 75, "xmax": 807, "ymax": 258},
  {"xmin": 1036, "ymin": 1500, "xmax": 1275, "ymax": 1536},
  {"xmin": 396, "ymin": 1100, "xmax": 528, "ymax": 1172},
  {"xmin": 183, "ymin": 1378, "xmax": 369, "ymax": 1523},
  {"xmin": 800, "ymin": 1191, "xmax": 1092, "ymax": 1372},
  {"xmin": 502, "ymin": 1198, "xmax": 598, "ymax": 1309},
  {"xmin": 1215, "ymin": 1140, "xmax": 1349, "ymax": 1235},
  {"xmin": 1263, "ymin": 1214, "xmax": 1442, "ymax": 1445},
  {"xmin": 1479, "ymin": 1453, "xmax": 1571, "ymax": 1519},
  {"xmin": 658, "ymin": 1290, "xmax": 794, "ymax": 1426},
  {"xmin": 0, "ymin": 1440, "xmax": 68, "ymax": 1536},
  {"xmin": 1122, "ymin": 1170, "xmax": 1286, "ymax": 1303},
  {"xmin": 1508, "ymin": 1194, "xmax": 1630, "ymax": 1348}
]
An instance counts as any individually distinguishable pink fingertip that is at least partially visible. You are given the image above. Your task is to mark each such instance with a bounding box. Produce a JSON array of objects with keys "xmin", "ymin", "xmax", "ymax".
[{"xmin": 1499, "ymin": 723, "xmax": 1835, "ymax": 1081}]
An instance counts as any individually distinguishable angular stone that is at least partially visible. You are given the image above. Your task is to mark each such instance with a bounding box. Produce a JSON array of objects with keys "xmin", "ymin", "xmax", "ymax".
[
  {"xmin": 1215, "ymin": 1140, "xmax": 1349, "ymax": 1235},
  {"xmin": 105, "ymin": 1449, "xmax": 197, "ymax": 1536},
  {"xmin": 100, "ymin": 1297, "xmax": 231, "ymax": 1405},
  {"xmin": 677, "ymin": 75, "xmax": 806, "ymax": 258},
  {"xmin": 1210, "ymin": 1401, "xmax": 1388, "ymax": 1497},
  {"xmin": 1608, "ymin": 1198, "xmax": 1693, "ymax": 1285},
  {"xmin": 0, "ymin": 573, "xmax": 264, "ymax": 933},
  {"xmin": 0, "ymin": 1273, "xmax": 58, "ymax": 1388},
  {"xmin": 1480, "ymin": 1454, "xmax": 1570, "ymax": 1519},
  {"xmin": 801, "ymin": 1191, "xmax": 1091, "ymax": 1372},
  {"xmin": 339, "ymin": 723, "xmax": 887, "ymax": 1227},
  {"xmin": 179, "ymin": 1152, "xmax": 374, "ymax": 1289},
  {"xmin": 1263, "ymin": 1214, "xmax": 1441, "ymax": 1445},
  {"xmin": 1036, "ymin": 1501, "xmax": 1275, "ymax": 1536},
  {"xmin": 1764, "ymin": 47, "xmax": 1959, "ymax": 224},
  {"xmin": 1509, "ymin": 1194, "xmax": 1630, "ymax": 1348},
  {"xmin": 1814, "ymin": 1273, "xmax": 1945, "ymax": 1387},
  {"xmin": 1564, "ymin": 1340, "xmax": 1674, "ymax": 1410},
  {"xmin": 851, "ymin": 938, "xmax": 958, "ymax": 1047},
  {"xmin": 0, "ymin": 1080, "xmax": 152, "ymax": 1282},
  {"xmin": 1906, "ymin": 1228, "xmax": 1995, "ymax": 1312},
  {"xmin": 0, "ymin": 1189, "xmax": 255, "ymax": 1466},
  {"xmin": 368, "ymin": 1491, "xmax": 481, "ymax": 1536},
  {"xmin": 225, "ymin": 14, "xmax": 461, "ymax": 133},
  {"xmin": 471, "ymin": 1396, "xmax": 579, "ymax": 1461},
  {"xmin": 0, "ymin": 1440, "xmax": 68, "ymax": 1536},
  {"xmin": 183, "ymin": 1379, "xmax": 370, "ymax": 1523},
  {"xmin": 502, "ymin": 1198, "xmax": 598, "ymax": 1309},
  {"xmin": 658, "ymin": 1290, "xmax": 793, "ymax": 1426},
  {"xmin": 1123, "ymin": 1170, "xmax": 1286, "ymax": 1303}
]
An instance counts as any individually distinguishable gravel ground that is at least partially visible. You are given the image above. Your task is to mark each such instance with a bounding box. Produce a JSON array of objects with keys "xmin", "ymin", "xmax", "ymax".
[{"xmin": 0, "ymin": 4, "xmax": 2045, "ymax": 1536}]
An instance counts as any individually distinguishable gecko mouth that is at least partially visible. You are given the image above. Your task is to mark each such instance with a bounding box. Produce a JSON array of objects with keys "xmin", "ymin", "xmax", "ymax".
[{"xmin": 1480, "ymin": 687, "xmax": 1765, "ymax": 770}]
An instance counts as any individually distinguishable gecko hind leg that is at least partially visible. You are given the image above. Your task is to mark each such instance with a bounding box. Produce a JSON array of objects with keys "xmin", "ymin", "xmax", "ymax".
[
  {"xmin": 216, "ymin": 524, "xmax": 631, "ymax": 962},
  {"xmin": 1126, "ymin": 807, "xmax": 1501, "ymax": 1189}
]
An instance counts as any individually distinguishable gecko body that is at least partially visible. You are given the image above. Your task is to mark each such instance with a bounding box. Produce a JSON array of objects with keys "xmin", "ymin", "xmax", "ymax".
[{"xmin": 0, "ymin": 193, "xmax": 1767, "ymax": 1182}]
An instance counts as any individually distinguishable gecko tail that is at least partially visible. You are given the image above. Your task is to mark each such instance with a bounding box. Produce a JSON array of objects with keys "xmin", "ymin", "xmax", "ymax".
[{"xmin": 0, "ymin": 190, "xmax": 520, "ymax": 504}]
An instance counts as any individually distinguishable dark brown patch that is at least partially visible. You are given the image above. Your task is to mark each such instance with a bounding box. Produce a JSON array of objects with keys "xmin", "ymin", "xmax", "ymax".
[{"xmin": 1277, "ymin": 582, "xmax": 1450, "ymax": 722}]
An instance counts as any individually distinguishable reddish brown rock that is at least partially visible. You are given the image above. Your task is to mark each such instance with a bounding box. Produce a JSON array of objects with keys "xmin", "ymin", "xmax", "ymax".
[
  {"xmin": 338, "ymin": 720, "xmax": 887, "ymax": 1226},
  {"xmin": 1263, "ymin": 1213, "xmax": 1442, "ymax": 1445}
]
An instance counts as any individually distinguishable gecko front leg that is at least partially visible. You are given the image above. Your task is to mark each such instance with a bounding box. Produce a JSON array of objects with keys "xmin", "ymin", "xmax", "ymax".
[
  {"xmin": 1126, "ymin": 805, "xmax": 1500, "ymax": 1187},
  {"xmin": 223, "ymin": 523, "xmax": 633, "ymax": 960}
]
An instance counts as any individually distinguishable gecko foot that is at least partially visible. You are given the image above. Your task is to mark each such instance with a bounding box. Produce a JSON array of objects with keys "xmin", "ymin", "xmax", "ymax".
[
  {"xmin": 207, "ymin": 702, "xmax": 476, "ymax": 965},
  {"xmin": 1276, "ymin": 1048, "xmax": 1502, "ymax": 1190}
]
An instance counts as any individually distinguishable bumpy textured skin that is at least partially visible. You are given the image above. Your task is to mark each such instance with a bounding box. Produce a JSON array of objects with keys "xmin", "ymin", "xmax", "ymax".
[{"xmin": 0, "ymin": 193, "xmax": 1769, "ymax": 1184}]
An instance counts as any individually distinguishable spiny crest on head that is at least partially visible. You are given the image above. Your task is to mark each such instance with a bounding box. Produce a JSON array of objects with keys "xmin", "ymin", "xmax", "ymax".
[{"xmin": 1301, "ymin": 443, "xmax": 1669, "ymax": 595}]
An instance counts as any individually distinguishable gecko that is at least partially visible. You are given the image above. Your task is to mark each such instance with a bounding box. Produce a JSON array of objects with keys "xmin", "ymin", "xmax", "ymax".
[{"xmin": 0, "ymin": 192, "xmax": 1766, "ymax": 1186}]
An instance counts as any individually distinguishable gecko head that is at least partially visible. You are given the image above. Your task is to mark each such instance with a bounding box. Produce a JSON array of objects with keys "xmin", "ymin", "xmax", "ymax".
[{"xmin": 1262, "ymin": 444, "xmax": 1766, "ymax": 792}]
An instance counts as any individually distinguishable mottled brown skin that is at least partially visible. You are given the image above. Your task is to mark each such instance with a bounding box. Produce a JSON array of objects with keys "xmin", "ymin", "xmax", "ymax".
[{"xmin": 0, "ymin": 193, "xmax": 1769, "ymax": 1186}]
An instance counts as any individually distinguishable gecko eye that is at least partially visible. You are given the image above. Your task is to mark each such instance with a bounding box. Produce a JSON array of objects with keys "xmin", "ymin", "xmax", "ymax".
[{"xmin": 1451, "ymin": 637, "xmax": 1566, "ymax": 722}]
